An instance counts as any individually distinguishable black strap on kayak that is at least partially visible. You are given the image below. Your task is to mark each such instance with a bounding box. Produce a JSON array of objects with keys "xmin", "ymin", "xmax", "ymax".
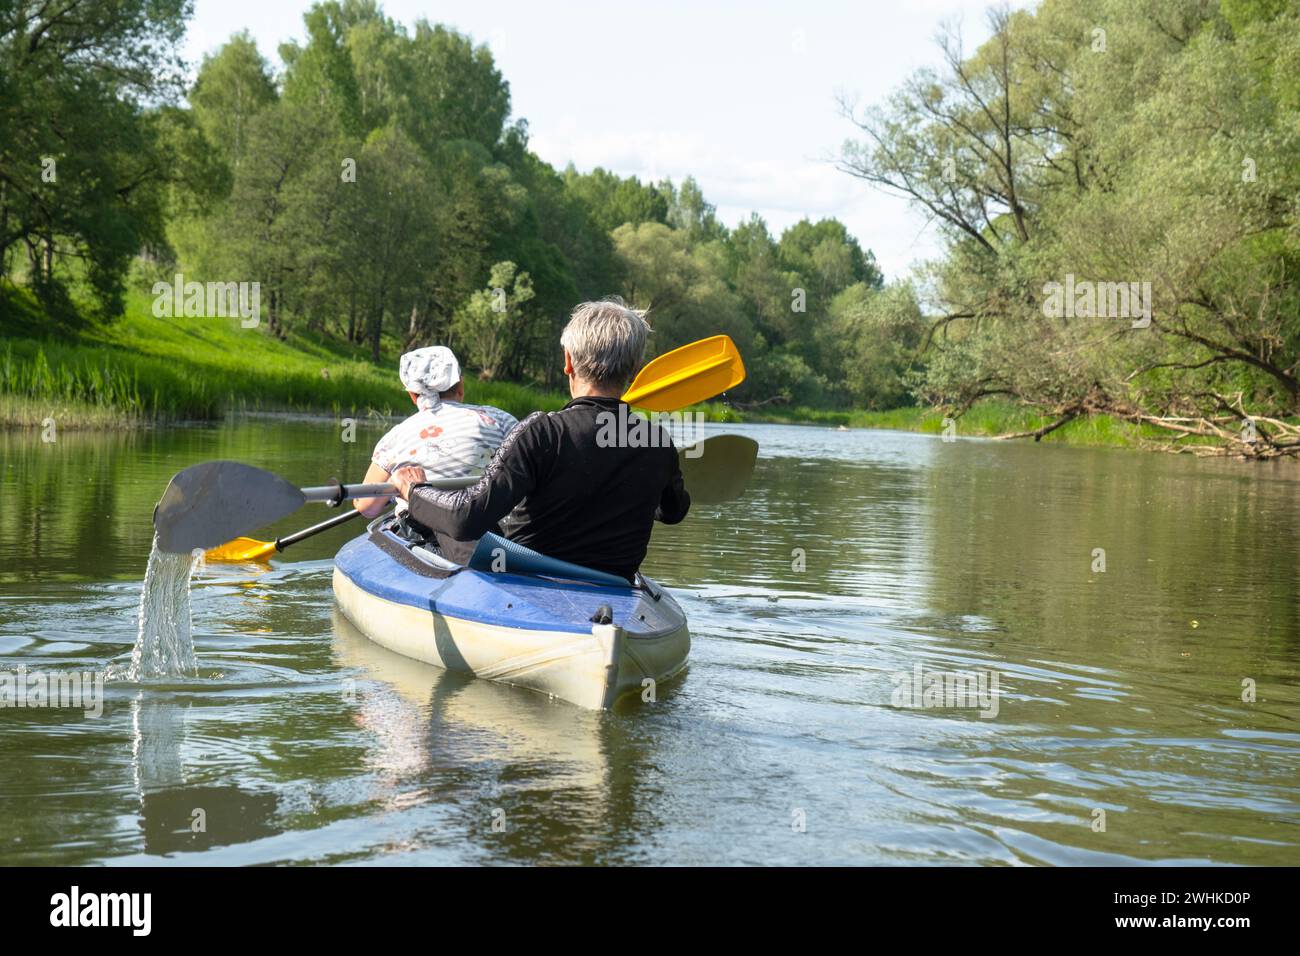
[
  {"xmin": 368, "ymin": 525, "xmax": 458, "ymax": 580},
  {"xmin": 634, "ymin": 573, "xmax": 662, "ymax": 601},
  {"xmin": 323, "ymin": 478, "xmax": 346, "ymax": 507}
]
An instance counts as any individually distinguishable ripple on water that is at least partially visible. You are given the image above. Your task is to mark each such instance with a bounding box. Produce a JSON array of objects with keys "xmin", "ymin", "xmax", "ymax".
[{"xmin": 3, "ymin": 421, "xmax": 1300, "ymax": 865}]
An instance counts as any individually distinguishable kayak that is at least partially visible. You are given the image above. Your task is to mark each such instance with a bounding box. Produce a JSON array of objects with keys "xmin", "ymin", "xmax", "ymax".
[{"xmin": 331, "ymin": 519, "xmax": 690, "ymax": 709}]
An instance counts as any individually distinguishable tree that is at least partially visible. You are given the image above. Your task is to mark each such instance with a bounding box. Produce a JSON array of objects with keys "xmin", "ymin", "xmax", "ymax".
[
  {"xmin": 214, "ymin": 97, "xmax": 346, "ymax": 339},
  {"xmin": 0, "ymin": 0, "xmax": 191, "ymax": 322},
  {"xmin": 189, "ymin": 31, "xmax": 278, "ymax": 172},
  {"xmin": 280, "ymin": 2, "xmax": 364, "ymax": 136},
  {"xmin": 727, "ymin": 214, "xmax": 802, "ymax": 348},
  {"xmin": 828, "ymin": 282, "xmax": 925, "ymax": 409},
  {"xmin": 563, "ymin": 167, "xmax": 669, "ymax": 234},
  {"xmin": 335, "ymin": 126, "xmax": 442, "ymax": 360},
  {"xmin": 612, "ymin": 221, "xmax": 752, "ymax": 355},
  {"xmin": 664, "ymin": 176, "xmax": 726, "ymax": 242},
  {"xmin": 839, "ymin": 0, "xmax": 1300, "ymax": 454},
  {"xmin": 453, "ymin": 262, "xmax": 535, "ymax": 379},
  {"xmin": 779, "ymin": 219, "xmax": 882, "ymax": 301},
  {"xmin": 398, "ymin": 20, "xmax": 510, "ymax": 152}
]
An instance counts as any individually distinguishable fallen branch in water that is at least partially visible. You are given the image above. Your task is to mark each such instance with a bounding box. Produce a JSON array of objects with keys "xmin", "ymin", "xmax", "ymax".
[
  {"xmin": 965, "ymin": 389, "xmax": 1300, "ymax": 458},
  {"xmin": 729, "ymin": 394, "xmax": 791, "ymax": 411},
  {"xmin": 1127, "ymin": 391, "xmax": 1300, "ymax": 459},
  {"xmin": 995, "ymin": 409, "xmax": 1079, "ymax": 441},
  {"xmin": 1133, "ymin": 414, "xmax": 1300, "ymax": 458}
]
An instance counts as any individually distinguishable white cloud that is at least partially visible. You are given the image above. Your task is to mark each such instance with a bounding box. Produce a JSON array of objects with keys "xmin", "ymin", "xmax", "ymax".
[
  {"xmin": 530, "ymin": 125, "xmax": 944, "ymax": 280},
  {"xmin": 182, "ymin": 0, "xmax": 990, "ymax": 279}
]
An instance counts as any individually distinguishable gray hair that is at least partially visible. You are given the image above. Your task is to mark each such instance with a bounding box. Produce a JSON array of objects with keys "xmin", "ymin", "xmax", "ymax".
[{"xmin": 560, "ymin": 297, "xmax": 650, "ymax": 388}]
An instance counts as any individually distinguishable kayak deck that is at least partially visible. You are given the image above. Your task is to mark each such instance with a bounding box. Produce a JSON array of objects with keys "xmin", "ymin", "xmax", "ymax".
[{"xmin": 332, "ymin": 524, "xmax": 689, "ymax": 708}]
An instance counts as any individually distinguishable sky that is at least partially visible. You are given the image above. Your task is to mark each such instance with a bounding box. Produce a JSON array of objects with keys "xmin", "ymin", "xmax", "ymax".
[{"xmin": 181, "ymin": 0, "xmax": 1022, "ymax": 280}]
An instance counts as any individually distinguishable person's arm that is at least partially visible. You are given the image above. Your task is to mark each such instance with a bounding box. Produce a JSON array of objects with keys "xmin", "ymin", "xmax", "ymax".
[
  {"xmin": 655, "ymin": 451, "xmax": 691, "ymax": 525},
  {"xmin": 353, "ymin": 460, "xmax": 397, "ymax": 518},
  {"xmin": 395, "ymin": 412, "xmax": 546, "ymax": 541}
]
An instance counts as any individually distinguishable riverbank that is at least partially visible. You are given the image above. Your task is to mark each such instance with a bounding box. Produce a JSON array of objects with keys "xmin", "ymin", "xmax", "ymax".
[
  {"xmin": 0, "ymin": 286, "xmax": 1161, "ymax": 448},
  {"xmin": 742, "ymin": 401, "xmax": 1174, "ymax": 448},
  {"xmin": 0, "ymin": 287, "xmax": 568, "ymax": 427}
]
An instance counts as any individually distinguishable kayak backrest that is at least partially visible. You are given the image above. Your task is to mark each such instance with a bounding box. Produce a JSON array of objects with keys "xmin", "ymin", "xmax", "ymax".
[
  {"xmin": 468, "ymin": 532, "xmax": 631, "ymax": 588},
  {"xmin": 411, "ymin": 545, "xmax": 460, "ymax": 572}
]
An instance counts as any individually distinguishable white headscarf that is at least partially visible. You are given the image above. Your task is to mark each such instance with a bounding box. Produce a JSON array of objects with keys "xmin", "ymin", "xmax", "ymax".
[{"xmin": 399, "ymin": 346, "xmax": 461, "ymax": 412}]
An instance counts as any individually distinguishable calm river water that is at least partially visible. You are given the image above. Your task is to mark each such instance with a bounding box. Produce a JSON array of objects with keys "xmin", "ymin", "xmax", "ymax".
[{"xmin": 1, "ymin": 417, "xmax": 1297, "ymax": 864}]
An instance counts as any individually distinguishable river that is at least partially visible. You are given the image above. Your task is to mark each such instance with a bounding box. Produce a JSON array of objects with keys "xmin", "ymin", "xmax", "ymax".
[{"xmin": 1, "ymin": 417, "xmax": 1297, "ymax": 864}]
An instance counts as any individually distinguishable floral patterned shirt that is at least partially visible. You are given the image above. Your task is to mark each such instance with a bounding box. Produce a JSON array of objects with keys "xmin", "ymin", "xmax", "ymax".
[{"xmin": 371, "ymin": 402, "xmax": 518, "ymax": 512}]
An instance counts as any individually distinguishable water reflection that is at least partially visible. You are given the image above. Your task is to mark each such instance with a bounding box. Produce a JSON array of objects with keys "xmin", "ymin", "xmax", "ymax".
[
  {"xmin": 1, "ymin": 418, "xmax": 1297, "ymax": 864},
  {"xmin": 330, "ymin": 609, "xmax": 667, "ymax": 864},
  {"xmin": 130, "ymin": 695, "xmax": 281, "ymax": 855}
]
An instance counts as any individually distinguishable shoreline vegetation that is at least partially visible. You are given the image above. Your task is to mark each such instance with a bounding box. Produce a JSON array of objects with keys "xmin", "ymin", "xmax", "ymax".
[
  {"xmin": 0, "ymin": 286, "xmax": 571, "ymax": 428},
  {"xmin": 1, "ymin": 284, "xmax": 1215, "ymax": 452},
  {"xmin": 6, "ymin": 2, "xmax": 1300, "ymax": 459}
]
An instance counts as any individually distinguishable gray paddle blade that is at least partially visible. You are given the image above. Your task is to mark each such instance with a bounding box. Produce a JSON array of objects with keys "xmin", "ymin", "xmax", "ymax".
[
  {"xmin": 153, "ymin": 461, "xmax": 306, "ymax": 554},
  {"xmin": 678, "ymin": 434, "xmax": 759, "ymax": 504}
]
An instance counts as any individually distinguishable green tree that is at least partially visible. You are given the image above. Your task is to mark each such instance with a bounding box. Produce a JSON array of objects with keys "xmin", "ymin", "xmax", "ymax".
[
  {"xmin": 563, "ymin": 167, "xmax": 669, "ymax": 233},
  {"xmin": 727, "ymin": 214, "xmax": 802, "ymax": 348},
  {"xmin": 189, "ymin": 31, "xmax": 278, "ymax": 172},
  {"xmin": 778, "ymin": 219, "xmax": 882, "ymax": 302},
  {"xmin": 664, "ymin": 176, "xmax": 726, "ymax": 242},
  {"xmin": 453, "ymin": 262, "xmax": 536, "ymax": 379},
  {"xmin": 612, "ymin": 221, "xmax": 752, "ymax": 355},
  {"xmin": 0, "ymin": 0, "xmax": 191, "ymax": 322},
  {"xmin": 828, "ymin": 282, "xmax": 925, "ymax": 409},
  {"xmin": 280, "ymin": 2, "xmax": 364, "ymax": 136},
  {"xmin": 839, "ymin": 0, "xmax": 1300, "ymax": 452},
  {"xmin": 399, "ymin": 20, "xmax": 510, "ymax": 152},
  {"xmin": 335, "ymin": 126, "xmax": 442, "ymax": 360}
]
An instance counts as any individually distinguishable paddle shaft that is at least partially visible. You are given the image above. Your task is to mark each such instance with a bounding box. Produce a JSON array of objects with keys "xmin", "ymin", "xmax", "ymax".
[
  {"xmin": 274, "ymin": 507, "xmax": 365, "ymax": 551},
  {"xmin": 300, "ymin": 474, "xmax": 475, "ymax": 506},
  {"xmin": 297, "ymin": 438, "xmax": 752, "ymax": 512}
]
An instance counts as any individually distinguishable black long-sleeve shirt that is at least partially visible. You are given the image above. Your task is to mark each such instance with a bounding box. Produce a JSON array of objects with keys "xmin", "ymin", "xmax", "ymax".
[{"xmin": 408, "ymin": 396, "xmax": 690, "ymax": 580}]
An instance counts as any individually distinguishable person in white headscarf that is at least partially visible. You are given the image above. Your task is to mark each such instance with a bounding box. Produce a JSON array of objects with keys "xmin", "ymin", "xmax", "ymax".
[{"xmin": 352, "ymin": 346, "xmax": 518, "ymax": 521}]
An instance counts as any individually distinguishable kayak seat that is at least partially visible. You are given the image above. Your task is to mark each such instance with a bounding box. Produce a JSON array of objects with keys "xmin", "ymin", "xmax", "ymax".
[
  {"xmin": 467, "ymin": 532, "xmax": 631, "ymax": 588},
  {"xmin": 411, "ymin": 545, "xmax": 460, "ymax": 572}
]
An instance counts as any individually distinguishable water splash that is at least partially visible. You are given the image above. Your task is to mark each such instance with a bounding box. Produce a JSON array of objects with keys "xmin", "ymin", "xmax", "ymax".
[{"xmin": 128, "ymin": 535, "xmax": 201, "ymax": 679}]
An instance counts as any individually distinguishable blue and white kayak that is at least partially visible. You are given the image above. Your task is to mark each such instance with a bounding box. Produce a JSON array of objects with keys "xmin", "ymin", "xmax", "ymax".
[{"xmin": 331, "ymin": 521, "xmax": 689, "ymax": 709}]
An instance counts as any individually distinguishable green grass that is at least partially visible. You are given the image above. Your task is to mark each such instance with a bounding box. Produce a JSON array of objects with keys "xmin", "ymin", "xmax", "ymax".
[
  {"xmin": 1, "ymin": 283, "xmax": 567, "ymax": 427},
  {"xmin": 0, "ymin": 281, "xmax": 1193, "ymax": 449},
  {"xmin": 0, "ymin": 393, "xmax": 145, "ymax": 430},
  {"xmin": 720, "ymin": 398, "xmax": 1184, "ymax": 450},
  {"xmin": 844, "ymin": 401, "xmax": 1147, "ymax": 445}
]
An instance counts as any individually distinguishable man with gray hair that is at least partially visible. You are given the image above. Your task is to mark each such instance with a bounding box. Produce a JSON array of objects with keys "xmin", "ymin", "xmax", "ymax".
[{"xmin": 390, "ymin": 298, "xmax": 690, "ymax": 581}]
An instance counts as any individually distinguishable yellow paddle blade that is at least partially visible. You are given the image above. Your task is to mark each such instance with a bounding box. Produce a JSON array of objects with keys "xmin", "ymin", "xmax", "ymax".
[
  {"xmin": 622, "ymin": 335, "xmax": 745, "ymax": 412},
  {"xmin": 204, "ymin": 536, "xmax": 277, "ymax": 563}
]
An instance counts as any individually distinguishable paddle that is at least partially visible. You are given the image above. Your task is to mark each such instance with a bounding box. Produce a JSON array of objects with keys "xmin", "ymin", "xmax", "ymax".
[
  {"xmin": 677, "ymin": 434, "xmax": 759, "ymax": 504},
  {"xmin": 622, "ymin": 335, "xmax": 744, "ymax": 412},
  {"xmin": 154, "ymin": 466, "xmax": 476, "ymax": 554},
  {"xmin": 204, "ymin": 507, "xmax": 367, "ymax": 563},
  {"xmin": 157, "ymin": 334, "xmax": 751, "ymax": 554}
]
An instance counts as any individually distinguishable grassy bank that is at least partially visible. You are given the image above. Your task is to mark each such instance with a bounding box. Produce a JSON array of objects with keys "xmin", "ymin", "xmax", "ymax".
[
  {"xmin": 0, "ymin": 284, "xmax": 1167, "ymax": 449},
  {"xmin": 738, "ymin": 399, "xmax": 1181, "ymax": 449},
  {"xmin": 1, "ymin": 285, "xmax": 568, "ymax": 427},
  {"xmin": 0, "ymin": 393, "xmax": 147, "ymax": 430}
]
